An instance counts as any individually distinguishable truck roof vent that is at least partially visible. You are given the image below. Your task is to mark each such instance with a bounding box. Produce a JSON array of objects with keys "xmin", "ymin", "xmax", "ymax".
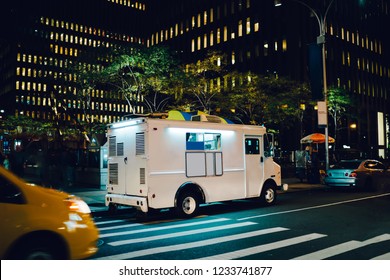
[{"xmin": 191, "ymin": 114, "xmax": 222, "ymax": 123}]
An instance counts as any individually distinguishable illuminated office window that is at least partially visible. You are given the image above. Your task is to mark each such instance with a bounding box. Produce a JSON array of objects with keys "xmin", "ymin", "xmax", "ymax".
[
  {"xmin": 204, "ymin": 34, "xmax": 207, "ymax": 48},
  {"xmin": 204, "ymin": 11, "xmax": 208, "ymax": 25},
  {"xmin": 223, "ymin": 26, "xmax": 228, "ymax": 41},
  {"xmin": 21, "ymin": 68, "xmax": 26, "ymax": 76},
  {"xmin": 246, "ymin": 51, "xmax": 251, "ymax": 60},
  {"xmin": 231, "ymin": 51, "xmax": 236, "ymax": 65},
  {"xmin": 246, "ymin": 0, "xmax": 250, "ymax": 8},
  {"xmin": 282, "ymin": 39, "xmax": 287, "ymax": 52},
  {"xmin": 238, "ymin": 20, "xmax": 243, "ymax": 37},
  {"xmin": 275, "ymin": 41, "xmax": 278, "ymax": 51},
  {"xmin": 246, "ymin": 18, "xmax": 251, "ymax": 34},
  {"xmin": 210, "ymin": 31, "xmax": 214, "ymax": 46},
  {"xmin": 197, "ymin": 36, "xmax": 201, "ymax": 50},
  {"xmin": 175, "ymin": 23, "xmax": 178, "ymax": 36},
  {"xmin": 217, "ymin": 28, "xmax": 221, "ymax": 44},
  {"xmin": 210, "ymin": 8, "xmax": 214, "ymax": 22},
  {"xmin": 192, "ymin": 16, "xmax": 195, "ymax": 28},
  {"xmin": 264, "ymin": 42, "xmax": 269, "ymax": 56}
]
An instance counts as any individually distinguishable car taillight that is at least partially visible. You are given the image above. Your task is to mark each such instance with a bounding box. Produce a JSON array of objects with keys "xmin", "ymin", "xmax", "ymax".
[{"xmin": 349, "ymin": 172, "xmax": 357, "ymax": 178}]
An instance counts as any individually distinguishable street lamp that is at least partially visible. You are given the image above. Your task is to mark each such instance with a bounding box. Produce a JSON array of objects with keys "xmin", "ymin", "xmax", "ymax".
[{"xmin": 275, "ymin": 0, "xmax": 335, "ymax": 170}]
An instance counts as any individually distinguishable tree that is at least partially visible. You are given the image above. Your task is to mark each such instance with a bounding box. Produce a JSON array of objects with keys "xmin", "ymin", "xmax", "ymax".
[
  {"xmin": 261, "ymin": 76, "xmax": 311, "ymax": 130},
  {"xmin": 223, "ymin": 71, "xmax": 267, "ymax": 124},
  {"xmin": 183, "ymin": 50, "xmax": 227, "ymax": 114},
  {"xmin": 141, "ymin": 46, "xmax": 184, "ymax": 112},
  {"xmin": 224, "ymin": 73, "xmax": 311, "ymax": 127},
  {"xmin": 93, "ymin": 45, "xmax": 182, "ymax": 114},
  {"xmin": 327, "ymin": 87, "xmax": 355, "ymax": 147}
]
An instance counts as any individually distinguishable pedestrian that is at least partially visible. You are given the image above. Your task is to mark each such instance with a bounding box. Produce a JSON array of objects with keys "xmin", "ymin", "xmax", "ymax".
[{"xmin": 3, "ymin": 154, "xmax": 10, "ymax": 170}]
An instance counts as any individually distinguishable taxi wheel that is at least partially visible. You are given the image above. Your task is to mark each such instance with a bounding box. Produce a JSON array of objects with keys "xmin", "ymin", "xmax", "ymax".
[{"xmin": 9, "ymin": 235, "xmax": 67, "ymax": 260}]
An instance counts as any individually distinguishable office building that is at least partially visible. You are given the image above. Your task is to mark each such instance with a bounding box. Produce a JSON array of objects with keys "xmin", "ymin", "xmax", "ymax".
[{"xmin": 1, "ymin": 0, "xmax": 389, "ymax": 157}]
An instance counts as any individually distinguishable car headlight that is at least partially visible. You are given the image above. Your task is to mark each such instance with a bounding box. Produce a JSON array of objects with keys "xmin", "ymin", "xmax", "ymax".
[{"xmin": 65, "ymin": 197, "xmax": 91, "ymax": 214}]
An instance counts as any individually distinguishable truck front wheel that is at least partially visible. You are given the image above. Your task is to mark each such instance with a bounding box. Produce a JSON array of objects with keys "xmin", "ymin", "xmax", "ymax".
[
  {"xmin": 176, "ymin": 192, "xmax": 200, "ymax": 218},
  {"xmin": 260, "ymin": 183, "xmax": 276, "ymax": 206}
]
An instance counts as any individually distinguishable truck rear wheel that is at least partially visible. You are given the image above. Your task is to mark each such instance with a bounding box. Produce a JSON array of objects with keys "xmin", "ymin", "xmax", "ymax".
[
  {"xmin": 176, "ymin": 191, "xmax": 200, "ymax": 218},
  {"xmin": 260, "ymin": 183, "xmax": 276, "ymax": 206}
]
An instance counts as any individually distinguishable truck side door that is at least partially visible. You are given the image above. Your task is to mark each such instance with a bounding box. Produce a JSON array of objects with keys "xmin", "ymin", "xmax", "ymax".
[{"xmin": 244, "ymin": 136, "xmax": 264, "ymax": 197}]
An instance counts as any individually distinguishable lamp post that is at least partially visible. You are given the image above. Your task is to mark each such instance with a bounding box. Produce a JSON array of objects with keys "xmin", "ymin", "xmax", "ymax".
[{"xmin": 275, "ymin": 0, "xmax": 335, "ymax": 170}]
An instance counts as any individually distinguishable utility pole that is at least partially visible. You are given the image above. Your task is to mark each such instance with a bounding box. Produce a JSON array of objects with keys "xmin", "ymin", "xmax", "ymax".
[{"xmin": 275, "ymin": 0, "xmax": 335, "ymax": 170}]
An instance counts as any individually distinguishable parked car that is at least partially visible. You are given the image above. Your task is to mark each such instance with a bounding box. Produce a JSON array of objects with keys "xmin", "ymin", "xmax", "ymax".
[
  {"xmin": 0, "ymin": 165, "xmax": 99, "ymax": 259},
  {"xmin": 324, "ymin": 159, "xmax": 390, "ymax": 190}
]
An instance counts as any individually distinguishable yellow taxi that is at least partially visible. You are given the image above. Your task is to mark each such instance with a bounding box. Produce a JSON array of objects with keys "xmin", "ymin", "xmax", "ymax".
[{"xmin": 0, "ymin": 165, "xmax": 99, "ymax": 259}]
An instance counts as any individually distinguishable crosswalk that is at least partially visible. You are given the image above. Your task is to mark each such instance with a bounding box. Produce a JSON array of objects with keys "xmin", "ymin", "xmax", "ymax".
[{"xmin": 91, "ymin": 216, "xmax": 390, "ymax": 260}]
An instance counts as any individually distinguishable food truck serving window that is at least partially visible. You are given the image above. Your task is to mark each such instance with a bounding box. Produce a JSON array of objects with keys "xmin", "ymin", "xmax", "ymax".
[{"xmin": 186, "ymin": 133, "xmax": 221, "ymax": 150}]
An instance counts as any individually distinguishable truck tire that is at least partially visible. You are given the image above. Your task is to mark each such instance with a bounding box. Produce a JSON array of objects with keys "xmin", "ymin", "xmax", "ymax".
[
  {"xmin": 176, "ymin": 191, "xmax": 200, "ymax": 218},
  {"xmin": 260, "ymin": 183, "xmax": 276, "ymax": 206}
]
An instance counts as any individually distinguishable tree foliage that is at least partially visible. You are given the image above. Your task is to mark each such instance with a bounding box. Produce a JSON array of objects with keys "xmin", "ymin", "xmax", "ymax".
[
  {"xmin": 182, "ymin": 50, "xmax": 227, "ymax": 113},
  {"xmin": 327, "ymin": 86, "xmax": 355, "ymax": 145}
]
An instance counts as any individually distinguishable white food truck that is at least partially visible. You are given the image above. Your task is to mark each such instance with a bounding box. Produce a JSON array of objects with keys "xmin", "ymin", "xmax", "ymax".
[{"xmin": 105, "ymin": 116, "xmax": 288, "ymax": 217}]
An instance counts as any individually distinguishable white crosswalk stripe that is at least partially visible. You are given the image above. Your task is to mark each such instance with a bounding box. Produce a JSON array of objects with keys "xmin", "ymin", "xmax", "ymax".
[
  {"xmin": 108, "ymin": 221, "xmax": 256, "ymax": 246},
  {"xmin": 199, "ymin": 233, "xmax": 326, "ymax": 260},
  {"xmin": 371, "ymin": 252, "xmax": 390, "ymax": 260},
  {"xmin": 94, "ymin": 217, "xmax": 390, "ymax": 260},
  {"xmin": 94, "ymin": 227, "xmax": 289, "ymax": 260},
  {"xmin": 99, "ymin": 217, "xmax": 229, "ymax": 238},
  {"xmin": 293, "ymin": 234, "xmax": 390, "ymax": 260}
]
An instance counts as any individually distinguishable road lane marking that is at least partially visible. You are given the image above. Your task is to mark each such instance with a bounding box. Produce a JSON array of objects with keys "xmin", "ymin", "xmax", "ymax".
[
  {"xmin": 108, "ymin": 221, "xmax": 256, "ymax": 246},
  {"xmin": 198, "ymin": 233, "xmax": 326, "ymax": 260},
  {"xmin": 98, "ymin": 223, "xmax": 144, "ymax": 231},
  {"xmin": 239, "ymin": 193, "xmax": 390, "ymax": 221},
  {"xmin": 293, "ymin": 234, "xmax": 390, "ymax": 260},
  {"xmin": 93, "ymin": 227, "xmax": 289, "ymax": 260},
  {"xmin": 99, "ymin": 218, "xmax": 229, "ymax": 238},
  {"xmin": 94, "ymin": 219, "xmax": 131, "ymax": 226}
]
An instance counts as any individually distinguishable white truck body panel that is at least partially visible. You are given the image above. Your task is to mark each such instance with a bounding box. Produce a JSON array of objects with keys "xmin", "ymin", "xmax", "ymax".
[{"xmin": 105, "ymin": 117, "xmax": 283, "ymax": 213}]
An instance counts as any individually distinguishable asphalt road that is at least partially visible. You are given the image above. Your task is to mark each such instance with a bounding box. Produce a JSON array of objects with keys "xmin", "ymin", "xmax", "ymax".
[{"xmin": 90, "ymin": 186, "xmax": 390, "ymax": 260}]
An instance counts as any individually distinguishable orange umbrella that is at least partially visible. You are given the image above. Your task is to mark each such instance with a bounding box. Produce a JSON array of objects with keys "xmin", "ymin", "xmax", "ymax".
[{"xmin": 300, "ymin": 133, "xmax": 335, "ymax": 144}]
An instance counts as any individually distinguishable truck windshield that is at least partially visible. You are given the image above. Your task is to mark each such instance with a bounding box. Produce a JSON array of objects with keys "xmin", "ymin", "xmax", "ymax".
[{"xmin": 264, "ymin": 133, "xmax": 274, "ymax": 157}]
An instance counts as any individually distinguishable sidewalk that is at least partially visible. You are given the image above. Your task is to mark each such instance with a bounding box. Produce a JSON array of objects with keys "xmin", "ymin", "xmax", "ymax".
[{"xmin": 59, "ymin": 177, "xmax": 325, "ymax": 215}]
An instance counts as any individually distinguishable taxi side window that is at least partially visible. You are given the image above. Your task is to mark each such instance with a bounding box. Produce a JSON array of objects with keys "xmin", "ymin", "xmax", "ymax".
[{"xmin": 0, "ymin": 176, "xmax": 26, "ymax": 204}]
